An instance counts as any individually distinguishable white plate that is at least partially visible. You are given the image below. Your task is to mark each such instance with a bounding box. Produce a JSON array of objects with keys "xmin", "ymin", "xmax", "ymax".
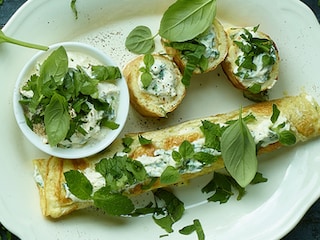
[{"xmin": 1, "ymin": 0, "xmax": 320, "ymax": 239}]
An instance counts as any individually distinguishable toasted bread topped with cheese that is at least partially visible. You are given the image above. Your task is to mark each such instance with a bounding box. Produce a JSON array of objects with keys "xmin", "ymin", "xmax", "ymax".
[
  {"xmin": 123, "ymin": 54, "xmax": 186, "ymax": 117},
  {"xmin": 221, "ymin": 26, "xmax": 280, "ymax": 99},
  {"xmin": 161, "ymin": 18, "xmax": 228, "ymax": 82}
]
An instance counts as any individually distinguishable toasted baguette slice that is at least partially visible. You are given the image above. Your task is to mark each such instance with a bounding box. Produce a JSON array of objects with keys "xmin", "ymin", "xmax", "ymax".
[
  {"xmin": 33, "ymin": 94, "xmax": 320, "ymax": 218},
  {"xmin": 123, "ymin": 54, "xmax": 186, "ymax": 117},
  {"xmin": 161, "ymin": 18, "xmax": 228, "ymax": 75},
  {"xmin": 221, "ymin": 26, "xmax": 280, "ymax": 95}
]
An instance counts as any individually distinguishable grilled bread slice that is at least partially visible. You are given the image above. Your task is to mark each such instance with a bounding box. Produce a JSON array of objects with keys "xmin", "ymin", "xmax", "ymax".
[
  {"xmin": 221, "ymin": 26, "xmax": 280, "ymax": 97},
  {"xmin": 33, "ymin": 94, "xmax": 320, "ymax": 218},
  {"xmin": 123, "ymin": 54, "xmax": 186, "ymax": 117},
  {"xmin": 161, "ymin": 18, "xmax": 228, "ymax": 76}
]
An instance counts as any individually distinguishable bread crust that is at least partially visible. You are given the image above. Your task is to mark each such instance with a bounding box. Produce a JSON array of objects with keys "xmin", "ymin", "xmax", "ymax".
[
  {"xmin": 221, "ymin": 27, "xmax": 280, "ymax": 92},
  {"xmin": 162, "ymin": 18, "xmax": 228, "ymax": 74},
  {"xmin": 123, "ymin": 54, "xmax": 186, "ymax": 117},
  {"xmin": 33, "ymin": 94, "xmax": 320, "ymax": 218}
]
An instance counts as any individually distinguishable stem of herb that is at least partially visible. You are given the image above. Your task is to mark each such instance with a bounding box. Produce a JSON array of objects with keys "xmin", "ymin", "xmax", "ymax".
[{"xmin": 2, "ymin": 35, "xmax": 48, "ymax": 51}]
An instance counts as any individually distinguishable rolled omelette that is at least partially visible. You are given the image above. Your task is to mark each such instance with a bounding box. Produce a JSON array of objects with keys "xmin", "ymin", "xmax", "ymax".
[{"xmin": 33, "ymin": 93, "xmax": 320, "ymax": 218}]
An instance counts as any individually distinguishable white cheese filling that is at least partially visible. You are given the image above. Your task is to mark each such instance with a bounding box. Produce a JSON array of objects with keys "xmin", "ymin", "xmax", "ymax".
[
  {"xmin": 20, "ymin": 52, "xmax": 120, "ymax": 148},
  {"xmin": 231, "ymin": 28, "xmax": 277, "ymax": 87},
  {"xmin": 140, "ymin": 59, "xmax": 177, "ymax": 98}
]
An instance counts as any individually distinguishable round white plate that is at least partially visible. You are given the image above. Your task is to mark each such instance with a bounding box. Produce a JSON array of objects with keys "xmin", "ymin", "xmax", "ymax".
[{"xmin": 1, "ymin": 0, "xmax": 320, "ymax": 239}]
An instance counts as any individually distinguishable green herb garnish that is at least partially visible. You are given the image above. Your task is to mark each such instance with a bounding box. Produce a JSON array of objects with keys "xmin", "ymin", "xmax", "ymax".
[
  {"xmin": 139, "ymin": 54, "xmax": 154, "ymax": 88},
  {"xmin": 179, "ymin": 219, "xmax": 205, "ymax": 240},
  {"xmin": 20, "ymin": 46, "xmax": 121, "ymax": 146},
  {"xmin": 153, "ymin": 189, "xmax": 185, "ymax": 233},
  {"xmin": 221, "ymin": 110, "xmax": 258, "ymax": 188},
  {"xmin": 125, "ymin": 0, "xmax": 217, "ymax": 86}
]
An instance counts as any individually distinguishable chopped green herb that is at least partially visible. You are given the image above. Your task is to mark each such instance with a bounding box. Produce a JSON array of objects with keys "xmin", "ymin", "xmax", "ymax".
[
  {"xmin": 138, "ymin": 135, "xmax": 152, "ymax": 145},
  {"xmin": 95, "ymin": 155, "xmax": 147, "ymax": 192},
  {"xmin": 139, "ymin": 54, "xmax": 155, "ymax": 88},
  {"xmin": 70, "ymin": 0, "xmax": 78, "ymax": 20},
  {"xmin": 122, "ymin": 136, "xmax": 134, "ymax": 153},
  {"xmin": 153, "ymin": 189, "xmax": 185, "ymax": 233},
  {"xmin": 179, "ymin": 219, "xmax": 205, "ymax": 240}
]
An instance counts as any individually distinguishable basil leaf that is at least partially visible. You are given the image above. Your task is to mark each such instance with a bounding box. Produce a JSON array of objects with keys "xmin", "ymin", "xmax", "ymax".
[
  {"xmin": 221, "ymin": 111, "xmax": 258, "ymax": 188},
  {"xmin": 64, "ymin": 170, "xmax": 93, "ymax": 200},
  {"xmin": 125, "ymin": 26, "xmax": 155, "ymax": 54},
  {"xmin": 39, "ymin": 46, "xmax": 68, "ymax": 89},
  {"xmin": 159, "ymin": 0, "xmax": 217, "ymax": 42},
  {"xmin": 141, "ymin": 72, "xmax": 153, "ymax": 88},
  {"xmin": 44, "ymin": 93, "xmax": 70, "ymax": 146},
  {"xmin": 93, "ymin": 187, "xmax": 134, "ymax": 216}
]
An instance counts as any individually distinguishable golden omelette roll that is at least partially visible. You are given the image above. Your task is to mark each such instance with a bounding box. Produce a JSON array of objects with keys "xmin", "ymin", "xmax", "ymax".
[
  {"xmin": 33, "ymin": 94, "xmax": 320, "ymax": 218},
  {"xmin": 221, "ymin": 26, "xmax": 280, "ymax": 95},
  {"xmin": 123, "ymin": 54, "xmax": 186, "ymax": 117},
  {"xmin": 161, "ymin": 18, "xmax": 228, "ymax": 75}
]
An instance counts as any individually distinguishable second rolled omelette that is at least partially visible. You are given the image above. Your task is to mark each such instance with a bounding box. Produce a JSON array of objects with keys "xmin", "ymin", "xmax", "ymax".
[{"xmin": 33, "ymin": 93, "xmax": 320, "ymax": 218}]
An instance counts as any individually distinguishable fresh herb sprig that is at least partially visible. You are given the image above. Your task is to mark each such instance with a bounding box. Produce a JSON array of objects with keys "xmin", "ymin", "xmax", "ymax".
[
  {"xmin": 233, "ymin": 25, "xmax": 276, "ymax": 82},
  {"xmin": 0, "ymin": 29, "xmax": 48, "ymax": 51},
  {"xmin": 139, "ymin": 54, "xmax": 155, "ymax": 88},
  {"xmin": 125, "ymin": 0, "xmax": 217, "ymax": 86},
  {"xmin": 125, "ymin": 0, "xmax": 216, "ymax": 55}
]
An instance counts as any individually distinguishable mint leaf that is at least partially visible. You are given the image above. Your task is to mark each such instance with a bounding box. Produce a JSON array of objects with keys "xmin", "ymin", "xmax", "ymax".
[
  {"xmin": 200, "ymin": 120, "xmax": 225, "ymax": 151},
  {"xmin": 160, "ymin": 166, "xmax": 180, "ymax": 184},
  {"xmin": 64, "ymin": 170, "xmax": 93, "ymax": 200},
  {"xmin": 179, "ymin": 219, "xmax": 205, "ymax": 240},
  {"xmin": 278, "ymin": 130, "xmax": 296, "ymax": 146},
  {"xmin": 153, "ymin": 189, "xmax": 185, "ymax": 233},
  {"xmin": 93, "ymin": 187, "xmax": 134, "ymax": 216},
  {"xmin": 179, "ymin": 140, "xmax": 194, "ymax": 159},
  {"xmin": 44, "ymin": 93, "xmax": 70, "ymax": 146},
  {"xmin": 95, "ymin": 156, "xmax": 147, "ymax": 192}
]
